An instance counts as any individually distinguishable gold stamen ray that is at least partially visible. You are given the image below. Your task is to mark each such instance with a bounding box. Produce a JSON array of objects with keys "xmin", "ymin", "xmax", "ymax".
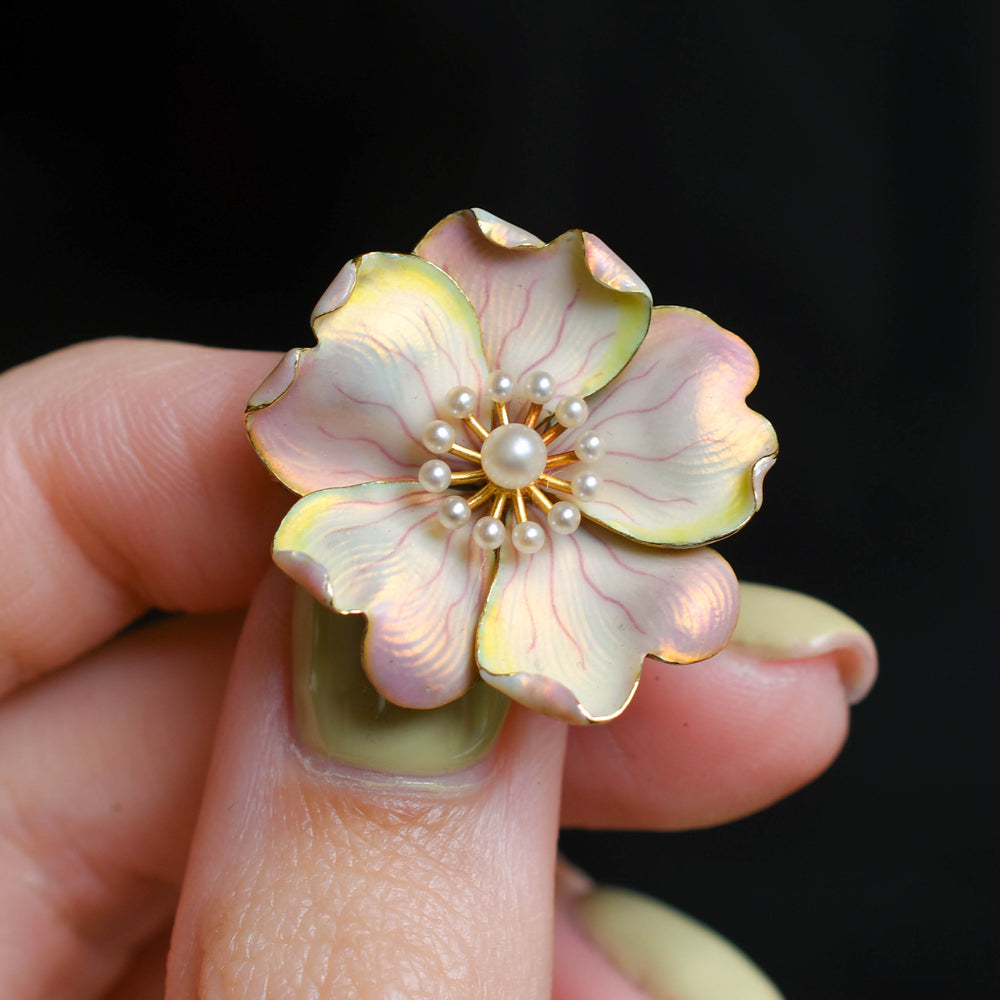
[
  {"xmin": 541, "ymin": 424, "xmax": 563, "ymax": 446},
  {"xmin": 539, "ymin": 472, "xmax": 572, "ymax": 492},
  {"xmin": 523, "ymin": 403, "xmax": 543, "ymax": 429},
  {"xmin": 450, "ymin": 469, "xmax": 488, "ymax": 484},
  {"xmin": 494, "ymin": 401, "xmax": 509, "ymax": 426},
  {"xmin": 450, "ymin": 443, "xmax": 482, "ymax": 463},
  {"xmin": 467, "ymin": 485, "xmax": 497, "ymax": 510},
  {"xmin": 513, "ymin": 490, "xmax": 528, "ymax": 523},
  {"xmin": 527, "ymin": 484, "xmax": 554, "ymax": 511},
  {"xmin": 545, "ymin": 451, "xmax": 578, "ymax": 469},
  {"xmin": 465, "ymin": 414, "xmax": 490, "ymax": 441},
  {"xmin": 491, "ymin": 493, "xmax": 508, "ymax": 520}
]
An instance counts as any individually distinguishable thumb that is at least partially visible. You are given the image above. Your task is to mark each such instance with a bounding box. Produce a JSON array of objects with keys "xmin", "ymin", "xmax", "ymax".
[{"xmin": 168, "ymin": 569, "xmax": 567, "ymax": 998}]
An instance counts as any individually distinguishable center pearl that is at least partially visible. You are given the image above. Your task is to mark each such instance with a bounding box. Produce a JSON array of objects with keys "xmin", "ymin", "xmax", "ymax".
[{"xmin": 480, "ymin": 423, "xmax": 548, "ymax": 490}]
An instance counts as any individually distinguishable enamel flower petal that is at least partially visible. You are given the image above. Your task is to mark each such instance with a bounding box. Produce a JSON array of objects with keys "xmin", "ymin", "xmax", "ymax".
[
  {"xmin": 416, "ymin": 208, "xmax": 652, "ymax": 402},
  {"xmin": 575, "ymin": 307, "xmax": 778, "ymax": 546},
  {"xmin": 247, "ymin": 252, "xmax": 489, "ymax": 495},
  {"xmin": 477, "ymin": 523, "xmax": 740, "ymax": 721},
  {"xmin": 273, "ymin": 482, "xmax": 495, "ymax": 709}
]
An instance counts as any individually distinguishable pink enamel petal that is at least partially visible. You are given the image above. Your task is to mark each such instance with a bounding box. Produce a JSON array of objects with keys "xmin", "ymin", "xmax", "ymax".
[
  {"xmin": 573, "ymin": 306, "xmax": 779, "ymax": 546},
  {"xmin": 476, "ymin": 523, "xmax": 739, "ymax": 723},
  {"xmin": 246, "ymin": 253, "xmax": 489, "ymax": 495},
  {"xmin": 273, "ymin": 482, "xmax": 495, "ymax": 709},
  {"xmin": 459, "ymin": 207, "xmax": 545, "ymax": 249},
  {"xmin": 309, "ymin": 256, "xmax": 358, "ymax": 324},
  {"xmin": 415, "ymin": 209, "xmax": 651, "ymax": 401}
]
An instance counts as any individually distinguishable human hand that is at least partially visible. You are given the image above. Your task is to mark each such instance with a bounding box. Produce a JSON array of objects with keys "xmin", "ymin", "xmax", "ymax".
[{"xmin": 0, "ymin": 339, "xmax": 876, "ymax": 999}]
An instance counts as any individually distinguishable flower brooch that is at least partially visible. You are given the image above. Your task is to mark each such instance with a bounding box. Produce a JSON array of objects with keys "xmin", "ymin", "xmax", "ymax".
[{"xmin": 247, "ymin": 209, "xmax": 777, "ymax": 724}]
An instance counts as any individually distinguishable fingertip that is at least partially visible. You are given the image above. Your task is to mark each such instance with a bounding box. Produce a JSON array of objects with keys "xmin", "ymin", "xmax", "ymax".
[
  {"xmin": 562, "ymin": 646, "xmax": 850, "ymax": 830},
  {"xmin": 554, "ymin": 862, "xmax": 784, "ymax": 1000},
  {"xmin": 565, "ymin": 889, "xmax": 784, "ymax": 1000},
  {"xmin": 732, "ymin": 582, "xmax": 878, "ymax": 705},
  {"xmin": 560, "ymin": 582, "xmax": 876, "ymax": 831}
]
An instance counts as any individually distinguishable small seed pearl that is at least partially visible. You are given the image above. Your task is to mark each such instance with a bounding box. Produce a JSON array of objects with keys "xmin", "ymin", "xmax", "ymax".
[
  {"xmin": 547, "ymin": 500, "xmax": 581, "ymax": 534},
  {"xmin": 418, "ymin": 459, "xmax": 452, "ymax": 493},
  {"xmin": 472, "ymin": 516, "xmax": 506, "ymax": 550},
  {"xmin": 571, "ymin": 470, "xmax": 601, "ymax": 501},
  {"xmin": 485, "ymin": 370, "xmax": 515, "ymax": 402},
  {"xmin": 574, "ymin": 431, "xmax": 605, "ymax": 462},
  {"xmin": 422, "ymin": 420, "xmax": 456, "ymax": 454},
  {"xmin": 444, "ymin": 386, "xmax": 476, "ymax": 418},
  {"xmin": 554, "ymin": 396, "xmax": 588, "ymax": 428},
  {"xmin": 511, "ymin": 520, "xmax": 546, "ymax": 553},
  {"xmin": 522, "ymin": 370, "xmax": 555, "ymax": 404},
  {"xmin": 437, "ymin": 495, "xmax": 471, "ymax": 530}
]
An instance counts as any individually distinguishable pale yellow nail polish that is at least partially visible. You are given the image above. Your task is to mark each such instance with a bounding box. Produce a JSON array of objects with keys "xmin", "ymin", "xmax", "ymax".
[
  {"xmin": 577, "ymin": 887, "xmax": 785, "ymax": 1000},
  {"xmin": 292, "ymin": 587, "xmax": 508, "ymax": 775},
  {"xmin": 732, "ymin": 582, "xmax": 878, "ymax": 703}
]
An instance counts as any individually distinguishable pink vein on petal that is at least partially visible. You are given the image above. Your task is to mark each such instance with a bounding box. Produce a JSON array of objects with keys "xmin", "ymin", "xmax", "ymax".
[
  {"xmin": 512, "ymin": 550, "xmax": 540, "ymax": 656},
  {"xmin": 377, "ymin": 504, "xmax": 435, "ymax": 563},
  {"xmin": 525, "ymin": 550, "xmax": 541, "ymax": 654},
  {"xmin": 547, "ymin": 540, "xmax": 587, "ymax": 669},
  {"xmin": 574, "ymin": 538, "xmax": 642, "ymax": 632},
  {"xmin": 336, "ymin": 495, "xmax": 434, "ymax": 575},
  {"xmin": 461, "ymin": 335, "xmax": 484, "ymax": 388},
  {"xmin": 424, "ymin": 521, "xmax": 453, "ymax": 591},
  {"xmin": 591, "ymin": 369, "xmax": 702, "ymax": 428},
  {"xmin": 423, "ymin": 310, "xmax": 464, "ymax": 386},
  {"xmin": 478, "ymin": 265, "xmax": 492, "ymax": 321},
  {"xmin": 591, "ymin": 357, "xmax": 661, "ymax": 403},
  {"xmin": 399, "ymin": 509, "xmax": 462, "ymax": 664},
  {"xmin": 327, "ymin": 465, "xmax": 408, "ymax": 482},
  {"xmin": 316, "ymin": 425, "xmax": 412, "ymax": 468},
  {"xmin": 584, "ymin": 498, "xmax": 635, "ymax": 522},
  {"xmin": 325, "ymin": 490, "xmax": 423, "ymax": 514},
  {"xmin": 493, "ymin": 278, "xmax": 537, "ymax": 371},
  {"xmin": 602, "ymin": 478, "xmax": 696, "ymax": 506},
  {"xmin": 606, "ymin": 437, "xmax": 710, "ymax": 463},
  {"xmin": 381, "ymin": 341, "xmax": 439, "ymax": 415},
  {"xmin": 604, "ymin": 543, "xmax": 671, "ymax": 583},
  {"xmin": 438, "ymin": 528, "xmax": 463, "ymax": 650},
  {"xmin": 333, "ymin": 384, "xmax": 423, "ymax": 448},
  {"xmin": 562, "ymin": 329, "xmax": 616, "ymax": 386},
  {"xmin": 525, "ymin": 289, "xmax": 579, "ymax": 374}
]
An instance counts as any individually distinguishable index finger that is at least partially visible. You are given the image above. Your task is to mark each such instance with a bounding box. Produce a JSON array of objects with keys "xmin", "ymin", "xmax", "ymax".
[{"xmin": 0, "ymin": 338, "xmax": 288, "ymax": 693}]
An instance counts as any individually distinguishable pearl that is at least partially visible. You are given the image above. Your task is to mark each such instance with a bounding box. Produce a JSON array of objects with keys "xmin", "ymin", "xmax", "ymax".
[
  {"xmin": 485, "ymin": 370, "xmax": 515, "ymax": 402},
  {"xmin": 512, "ymin": 520, "xmax": 546, "ymax": 553},
  {"xmin": 547, "ymin": 500, "xmax": 581, "ymax": 534},
  {"xmin": 574, "ymin": 431, "xmax": 605, "ymax": 462},
  {"xmin": 422, "ymin": 420, "xmax": 456, "ymax": 454},
  {"xmin": 554, "ymin": 395, "xmax": 588, "ymax": 428},
  {"xmin": 472, "ymin": 516, "xmax": 505, "ymax": 550},
  {"xmin": 418, "ymin": 459, "xmax": 452, "ymax": 493},
  {"xmin": 571, "ymin": 470, "xmax": 601, "ymax": 501},
  {"xmin": 480, "ymin": 423, "xmax": 547, "ymax": 489},
  {"xmin": 522, "ymin": 370, "xmax": 555, "ymax": 404},
  {"xmin": 444, "ymin": 385, "xmax": 476, "ymax": 419},
  {"xmin": 437, "ymin": 495, "xmax": 471, "ymax": 530}
]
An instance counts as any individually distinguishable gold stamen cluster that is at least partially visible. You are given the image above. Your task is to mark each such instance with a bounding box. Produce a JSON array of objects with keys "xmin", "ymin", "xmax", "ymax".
[{"xmin": 418, "ymin": 370, "xmax": 604, "ymax": 554}]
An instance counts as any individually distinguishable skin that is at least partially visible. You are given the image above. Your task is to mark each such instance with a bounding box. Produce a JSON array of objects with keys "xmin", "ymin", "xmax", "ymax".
[{"xmin": 0, "ymin": 339, "xmax": 856, "ymax": 999}]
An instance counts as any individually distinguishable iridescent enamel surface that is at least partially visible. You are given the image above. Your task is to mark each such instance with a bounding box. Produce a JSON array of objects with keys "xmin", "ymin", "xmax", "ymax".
[{"xmin": 247, "ymin": 209, "xmax": 778, "ymax": 724}]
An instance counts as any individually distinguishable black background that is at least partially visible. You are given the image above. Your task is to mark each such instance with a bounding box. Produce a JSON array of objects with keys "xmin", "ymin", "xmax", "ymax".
[{"xmin": 3, "ymin": 2, "xmax": 996, "ymax": 996}]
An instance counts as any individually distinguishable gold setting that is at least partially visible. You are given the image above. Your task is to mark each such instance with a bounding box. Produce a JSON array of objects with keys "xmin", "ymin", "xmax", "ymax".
[{"xmin": 421, "ymin": 371, "xmax": 603, "ymax": 552}]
